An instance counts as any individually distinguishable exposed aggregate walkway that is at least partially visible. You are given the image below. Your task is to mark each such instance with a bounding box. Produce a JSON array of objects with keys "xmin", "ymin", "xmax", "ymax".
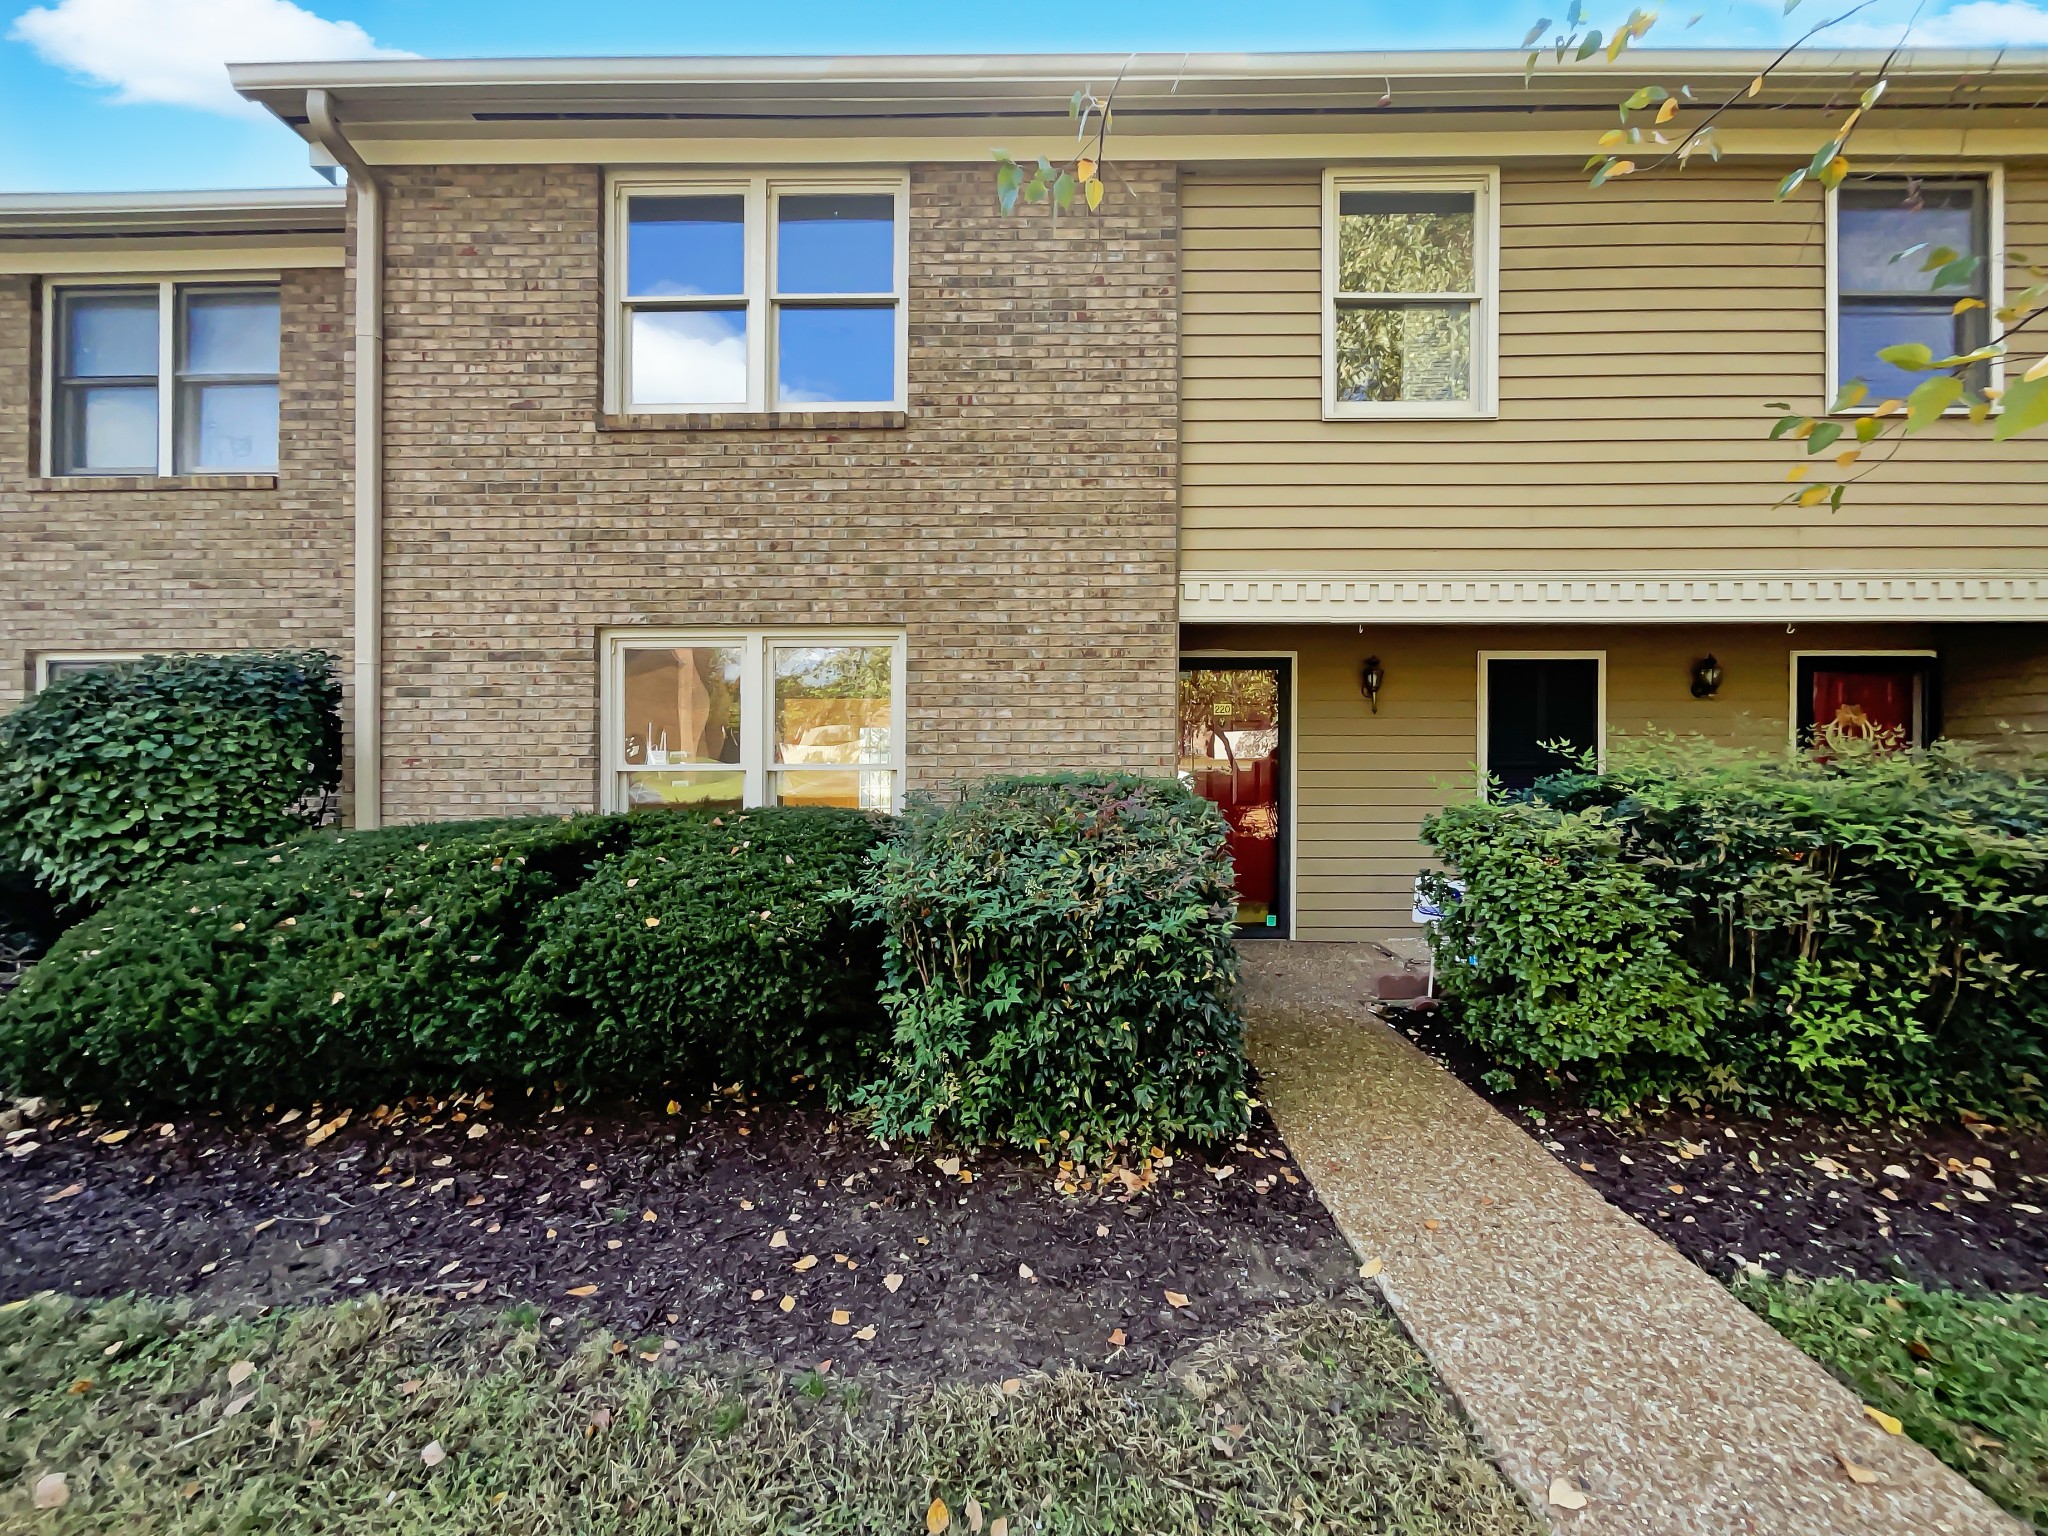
[{"xmin": 1241, "ymin": 941, "xmax": 2023, "ymax": 1536}]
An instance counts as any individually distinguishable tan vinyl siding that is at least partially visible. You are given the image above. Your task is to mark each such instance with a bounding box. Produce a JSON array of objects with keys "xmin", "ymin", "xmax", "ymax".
[
  {"xmin": 1181, "ymin": 166, "xmax": 2048, "ymax": 574},
  {"xmin": 1183, "ymin": 621, "xmax": 1954, "ymax": 942}
]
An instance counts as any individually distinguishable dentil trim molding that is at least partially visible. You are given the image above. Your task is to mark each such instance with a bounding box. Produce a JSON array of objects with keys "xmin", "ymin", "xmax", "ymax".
[{"xmin": 1179, "ymin": 572, "xmax": 2048, "ymax": 623}]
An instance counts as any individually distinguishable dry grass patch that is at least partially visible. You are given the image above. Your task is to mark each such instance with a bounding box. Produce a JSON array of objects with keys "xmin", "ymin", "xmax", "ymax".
[{"xmin": 0, "ymin": 1292, "xmax": 1537, "ymax": 1535}]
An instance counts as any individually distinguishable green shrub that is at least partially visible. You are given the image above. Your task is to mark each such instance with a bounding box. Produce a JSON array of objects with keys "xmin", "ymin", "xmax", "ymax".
[
  {"xmin": 0, "ymin": 816, "xmax": 629, "ymax": 1108},
  {"xmin": 1422, "ymin": 734, "xmax": 2048, "ymax": 1115},
  {"xmin": 1420, "ymin": 799, "xmax": 1728, "ymax": 1097},
  {"xmin": 510, "ymin": 807, "xmax": 890, "ymax": 1095},
  {"xmin": 0, "ymin": 650, "xmax": 342, "ymax": 910},
  {"xmin": 851, "ymin": 774, "xmax": 1249, "ymax": 1162}
]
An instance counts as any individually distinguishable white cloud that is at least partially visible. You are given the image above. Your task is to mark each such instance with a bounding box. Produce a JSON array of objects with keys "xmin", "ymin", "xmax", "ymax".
[
  {"xmin": 1828, "ymin": 0, "xmax": 2048, "ymax": 46},
  {"xmin": 9, "ymin": 0, "xmax": 414, "ymax": 118}
]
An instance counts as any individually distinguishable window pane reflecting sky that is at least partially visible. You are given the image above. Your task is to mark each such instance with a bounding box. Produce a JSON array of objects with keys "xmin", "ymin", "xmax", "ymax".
[{"xmin": 777, "ymin": 307, "xmax": 894, "ymax": 403}]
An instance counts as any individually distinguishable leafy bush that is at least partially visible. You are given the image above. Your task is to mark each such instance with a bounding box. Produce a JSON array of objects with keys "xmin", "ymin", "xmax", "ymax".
[
  {"xmin": 511, "ymin": 807, "xmax": 890, "ymax": 1095},
  {"xmin": 852, "ymin": 774, "xmax": 1249, "ymax": 1162},
  {"xmin": 0, "ymin": 816, "xmax": 630, "ymax": 1108},
  {"xmin": 1422, "ymin": 734, "xmax": 2048, "ymax": 1115},
  {"xmin": 0, "ymin": 650, "xmax": 342, "ymax": 909},
  {"xmin": 1420, "ymin": 800, "xmax": 1727, "ymax": 1098}
]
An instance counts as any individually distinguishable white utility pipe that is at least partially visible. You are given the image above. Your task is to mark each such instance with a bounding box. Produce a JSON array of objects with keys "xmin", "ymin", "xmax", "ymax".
[{"xmin": 304, "ymin": 88, "xmax": 384, "ymax": 828}]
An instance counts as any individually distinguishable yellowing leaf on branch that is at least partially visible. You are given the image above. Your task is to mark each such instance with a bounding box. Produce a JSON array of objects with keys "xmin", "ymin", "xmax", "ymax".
[
  {"xmin": 1075, "ymin": 157, "xmax": 1096, "ymax": 181},
  {"xmin": 1786, "ymin": 464, "xmax": 1810, "ymax": 481},
  {"xmin": 1953, "ymin": 297, "xmax": 1985, "ymax": 314},
  {"xmin": 1835, "ymin": 449, "xmax": 1860, "ymax": 468},
  {"xmin": 1797, "ymin": 485, "xmax": 1829, "ymax": 508},
  {"xmin": 1084, "ymin": 178, "xmax": 1104, "ymax": 212},
  {"xmin": 1656, "ymin": 96, "xmax": 1679, "ymax": 123},
  {"xmin": 1748, "ymin": 74, "xmax": 1764, "ymax": 97}
]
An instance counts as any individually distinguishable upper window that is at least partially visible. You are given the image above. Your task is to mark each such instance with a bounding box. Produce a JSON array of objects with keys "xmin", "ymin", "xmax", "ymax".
[
  {"xmin": 46, "ymin": 280, "xmax": 280, "ymax": 476},
  {"xmin": 1832, "ymin": 174, "xmax": 1996, "ymax": 404},
  {"xmin": 1323, "ymin": 170, "xmax": 1498, "ymax": 419},
  {"xmin": 603, "ymin": 630, "xmax": 905, "ymax": 813},
  {"xmin": 609, "ymin": 175, "xmax": 906, "ymax": 415}
]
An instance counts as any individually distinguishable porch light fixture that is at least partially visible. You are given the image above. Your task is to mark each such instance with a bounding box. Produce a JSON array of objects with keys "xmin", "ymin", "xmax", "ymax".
[
  {"xmin": 1690, "ymin": 654, "xmax": 1723, "ymax": 699},
  {"xmin": 1361, "ymin": 655, "xmax": 1385, "ymax": 713}
]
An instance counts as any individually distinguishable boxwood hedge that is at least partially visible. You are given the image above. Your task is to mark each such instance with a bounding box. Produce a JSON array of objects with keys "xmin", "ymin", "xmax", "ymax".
[
  {"xmin": 510, "ymin": 807, "xmax": 889, "ymax": 1095},
  {"xmin": 0, "ymin": 650, "xmax": 341, "ymax": 910}
]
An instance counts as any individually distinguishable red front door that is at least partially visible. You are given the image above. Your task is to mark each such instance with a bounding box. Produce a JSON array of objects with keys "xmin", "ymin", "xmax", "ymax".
[{"xmin": 1178, "ymin": 661, "xmax": 1288, "ymax": 933}]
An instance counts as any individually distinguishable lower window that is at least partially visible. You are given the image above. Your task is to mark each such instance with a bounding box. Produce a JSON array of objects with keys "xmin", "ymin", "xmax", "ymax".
[
  {"xmin": 1481, "ymin": 653, "xmax": 1604, "ymax": 793},
  {"xmin": 1795, "ymin": 653, "xmax": 1936, "ymax": 748},
  {"xmin": 603, "ymin": 630, "xmax": 904, "ymax": 813}
]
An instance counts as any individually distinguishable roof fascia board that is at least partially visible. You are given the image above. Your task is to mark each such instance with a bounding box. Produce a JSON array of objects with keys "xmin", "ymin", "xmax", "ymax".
[{"xmin": 325, "ymin": 123, "xmax": 2048, "ymax": 168}]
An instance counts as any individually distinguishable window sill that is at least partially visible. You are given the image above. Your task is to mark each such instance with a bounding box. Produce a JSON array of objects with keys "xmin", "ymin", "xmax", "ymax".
[
  {"xmin": 1322, "ymin": 407, "xmax": 1498, "ymax": 423},
  {"xmin": 31, "ymin": 473, "xmax": 279, "ymax": 492},
  {"xmin": 598, "ymin": 410, "xmax": 907, "ymax": 433}
]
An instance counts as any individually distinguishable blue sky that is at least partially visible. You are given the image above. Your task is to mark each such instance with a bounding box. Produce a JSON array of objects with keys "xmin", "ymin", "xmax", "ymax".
[{"xmin": 3, "ymin": 0, "xmax": 2047, "ymax": 193}]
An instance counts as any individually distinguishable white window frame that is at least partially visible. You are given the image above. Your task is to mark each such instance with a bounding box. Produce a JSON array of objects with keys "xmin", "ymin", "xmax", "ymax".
[
  {"xmin": 604, "ymin": 172, "xmax": 909, "ymax": 417},
  {"xmin": 40, "ymin": 274, "xmax": 282, "ymax": 477},
  {"xmin": 599, "ymin": 628, "xmax": 907, "ymax": 813},
  {"xmin": 31, "ymin": 651, "xmax": 153, "ymax": 690},
  {"xmin": 1322, "ymin": 167, "xmax": 1500, "ymax": 421},
  {"xmin": 1476, "ymin": 650, "xmax": 1607, "ymax": 793},
  {"xmin": 1824, "ymin": 164, "xmax": 2004, "ymax": 414},
  {"xmin": 1787, "ymin": 648, "xmax": 1938, "ymax": 750}
]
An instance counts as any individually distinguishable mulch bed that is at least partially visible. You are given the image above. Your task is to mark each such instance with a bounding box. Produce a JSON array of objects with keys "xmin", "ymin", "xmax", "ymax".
[
  {"xmin": 0, "ymin": 1088, "xmax": 1359, "ymax": 1383},
  {"xmin": 1389, "ymin": 1009, "xmax": 2048, "ymax": 1298}
]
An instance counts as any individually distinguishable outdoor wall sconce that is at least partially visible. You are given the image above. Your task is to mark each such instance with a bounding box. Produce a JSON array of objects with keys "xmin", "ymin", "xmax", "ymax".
[
  {"xmin": 1690, "ymin": 654, "xmax": 1724, "ymax": 699},
  {"xmin": 1361, "ymin": 655, "xmax": 1385, "ymax": 713}
]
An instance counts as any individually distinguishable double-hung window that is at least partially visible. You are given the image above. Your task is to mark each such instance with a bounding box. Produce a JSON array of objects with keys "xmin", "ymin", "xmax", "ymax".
[
  {"xmin": 609, "ymin": 175, "xmax": 907, "ymax": 414},
  {"xmin": 604, "ymin": 630, "xmax": 905, "ymax": 813},
  {"xmin": 1831, "ymin": 173, "xmax": 1999, "ymax": 404},
  {"xmin": 46, "ymin": 280, "xmax": 280, "ymax": 475},
  {"xmin": 1323, "ymin": 170, "xmax": 1499, "ymax": 418}
]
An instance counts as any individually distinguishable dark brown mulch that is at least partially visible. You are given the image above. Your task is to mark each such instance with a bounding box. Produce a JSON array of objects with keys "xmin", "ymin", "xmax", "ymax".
[
  {"xmin": 1388, "ymin": 1009, "xmax": 2048, "ymax": 1297},
  {"xmin": 0, "ymin": 1089, "xmax": 1357, "ymax": 1383}
]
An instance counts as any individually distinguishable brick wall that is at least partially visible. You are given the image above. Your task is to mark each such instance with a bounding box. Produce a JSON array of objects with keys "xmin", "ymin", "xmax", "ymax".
[
  {"xmin": 0, "ymin": 268, "xmax": 351, "ymax": 713},
  {"xmin": 375, "ymin": 163, "xmax": 1182, "ymax": 819}
]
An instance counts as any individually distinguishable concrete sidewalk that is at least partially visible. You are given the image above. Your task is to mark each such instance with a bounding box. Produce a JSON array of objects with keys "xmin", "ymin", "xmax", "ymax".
[{"xmin": 1242, "ymin": 942, "xmax": 2023, "ymax": 1536}]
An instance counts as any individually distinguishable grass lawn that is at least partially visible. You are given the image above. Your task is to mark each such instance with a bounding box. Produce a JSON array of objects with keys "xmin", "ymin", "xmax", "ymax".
[
  {"xmin": 0, "ymin": 1291, "xmax": 1539, "ymax": 1536},
  {"xmin": 1734, "ymin": 1275, "xmax": 2048, "ymax": 1533}
]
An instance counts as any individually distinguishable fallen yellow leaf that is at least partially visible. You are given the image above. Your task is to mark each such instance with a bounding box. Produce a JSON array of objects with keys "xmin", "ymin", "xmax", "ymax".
[
  {"xmin": 770, "ymin": 1230, "xmax": 789, "ymax": 1249},
  {"xmin": 1547, "ymin": 1477, "xmax": 1589, "ymax": 1510},
  {"xmin": 1359, "ymin": 1258, "xmax": 1384, "ymax": 1280},
  {"xmin": 565, "ymin": 1284, "xmax": 597, "ymax": 1297},
  {"xmin": 779, "ymin": 1295, "xmax": 795, "ymax": 1313},
  {"xmin": 1164, "ymin": 1290, "xmax": 1190, "ymax": 1308},
  {"xmin": 830, "ymin": 1309, "xmax": 851, "ymax": 1326},
  {"xmin": 98, "ymin": 1128, "xmax": 131, "ymax": 1145},
  {"xmin": 883, "ymin": 1272, "xmax": 904, "ymax": 1293},
  {"xmin": 794, "ymin": 1255, "xmax": 819, "ymax": 1272},
  {"xmin": 1864, "ymin": 1406, "xmax": 1904, "ymax": 1435},
  {"xmin": 1836, "ymin": 1451, "xmax": 1880, "ymax": 1485},
  {"xmin": 853, "ymin": 1325, "xmax": 876, "ymax": 1340},
  {"xmin": 927, "ymin": 1496, "xmax": 951, "ymax": 1534}
]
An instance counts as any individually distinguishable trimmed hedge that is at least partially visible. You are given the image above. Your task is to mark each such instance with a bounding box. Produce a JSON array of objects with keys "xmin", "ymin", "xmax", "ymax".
[
  {"xmin": 0, "ymin": 650, "xmax": 342, "ymax": 910},
  {"xmin": 1422, "ymin": 734, "xmax": 2048, "ymax": 1116},
  {"xmin": 852, "ymin": 774, "xmax": 1250, "ymax": 1162},
  {"xmin": 0, "ymin": 817, "xmax": 631, "ymax": 1108},
  {"xmin": 510, "ymin": 808, "xmax": 889, "ymax": 1095}
]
